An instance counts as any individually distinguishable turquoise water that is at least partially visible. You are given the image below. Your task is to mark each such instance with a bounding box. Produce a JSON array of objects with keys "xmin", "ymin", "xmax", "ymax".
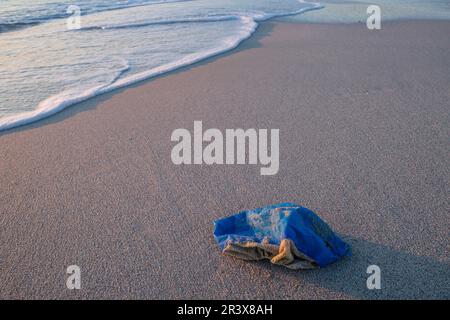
[
  {"xmin": 0, "ymin": 0, "xmax": 448, "ymax": 131},
  {"xmin": 283, "ymin": 0, "xmax": 450, "ymax": 23}
]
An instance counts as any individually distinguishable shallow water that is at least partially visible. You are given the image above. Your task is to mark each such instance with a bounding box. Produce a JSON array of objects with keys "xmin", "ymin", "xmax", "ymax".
[{"xmin": 282, "ymin": 0, "xmax": 450, "ymax": 23}]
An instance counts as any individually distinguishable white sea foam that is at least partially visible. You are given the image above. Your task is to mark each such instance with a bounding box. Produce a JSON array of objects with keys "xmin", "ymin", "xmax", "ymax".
[{"xmin": 0, "ymin": 1, "xmax": 323, "ymax": 131}]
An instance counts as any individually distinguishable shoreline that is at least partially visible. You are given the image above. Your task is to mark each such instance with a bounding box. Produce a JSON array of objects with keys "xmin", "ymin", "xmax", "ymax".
[
  {"xmin": 1, "ymin": 20, "xmax": 449, "ymax": 299},
  {"xmin": 1, "ymin": 15, "xmax": 445, "ymax": 135},
  {"xmin": 0, "ymin": 1, "xmax": 323, "ymax": 133}
]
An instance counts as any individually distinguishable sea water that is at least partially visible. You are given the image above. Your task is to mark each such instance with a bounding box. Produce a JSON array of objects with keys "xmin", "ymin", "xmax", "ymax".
[
  {"xmin": 283, "ymin": 0, "xmax": 450, "ymax": 23},
  {"xmin": 0, "ymin": 0, "xmax": 448, "ymax": 131}
]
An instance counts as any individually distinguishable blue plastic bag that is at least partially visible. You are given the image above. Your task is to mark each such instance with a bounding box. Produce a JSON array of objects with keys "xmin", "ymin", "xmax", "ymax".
[{"xmin": 213, "ymin": 203, "xmax": 351, "ymax": 269}]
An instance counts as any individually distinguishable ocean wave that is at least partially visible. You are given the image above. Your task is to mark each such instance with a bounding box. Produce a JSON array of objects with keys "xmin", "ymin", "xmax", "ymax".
[
  {"xmin": 0, "ymin": 21, "xmax": 40, "ymax": 33},
  {"xmin": 0, "ymin": 1, "xmax": 323, "ymax": 132},
  {"xmin": 77, "ymin": 15, "xmax": 243, "ymax": 31},
  {"xmin": 76, "ymin": 0, "xmax": 323, "ymax": 32},
  {"xmin": 0, "ymin": 0, "xmax": 193, "ymax": 34},
  {"xmin": 0, "ymin": 59, "xmax": 131, "ymax": 131}
]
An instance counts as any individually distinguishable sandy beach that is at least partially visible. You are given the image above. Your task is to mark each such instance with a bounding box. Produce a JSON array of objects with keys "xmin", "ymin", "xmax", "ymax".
[{"xmin": 0, "ymin": 20, "xmax": 449, "ymax": 299}]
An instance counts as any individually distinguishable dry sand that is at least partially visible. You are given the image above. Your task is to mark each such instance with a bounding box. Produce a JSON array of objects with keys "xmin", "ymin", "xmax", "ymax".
[{"xmin": 0, "ymin": 20, "xmax": 449, "ymax": 299}]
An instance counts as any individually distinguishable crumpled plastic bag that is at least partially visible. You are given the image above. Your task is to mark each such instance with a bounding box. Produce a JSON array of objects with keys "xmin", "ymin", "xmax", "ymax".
[{"xmin": 213, "ymin": 203, "xmax": 351, "ymax": 269}]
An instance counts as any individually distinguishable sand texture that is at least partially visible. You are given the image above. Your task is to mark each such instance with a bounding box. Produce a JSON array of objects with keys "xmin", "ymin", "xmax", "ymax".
[{"xmin": 0, "ymin": 21, "xmax": 449, "ymax": 299}]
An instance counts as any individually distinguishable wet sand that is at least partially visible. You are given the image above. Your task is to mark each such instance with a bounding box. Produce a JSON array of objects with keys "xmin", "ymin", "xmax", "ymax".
[{"xmin": 0, "ymin": 20, "xmax": 449, "ymax": 299}]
